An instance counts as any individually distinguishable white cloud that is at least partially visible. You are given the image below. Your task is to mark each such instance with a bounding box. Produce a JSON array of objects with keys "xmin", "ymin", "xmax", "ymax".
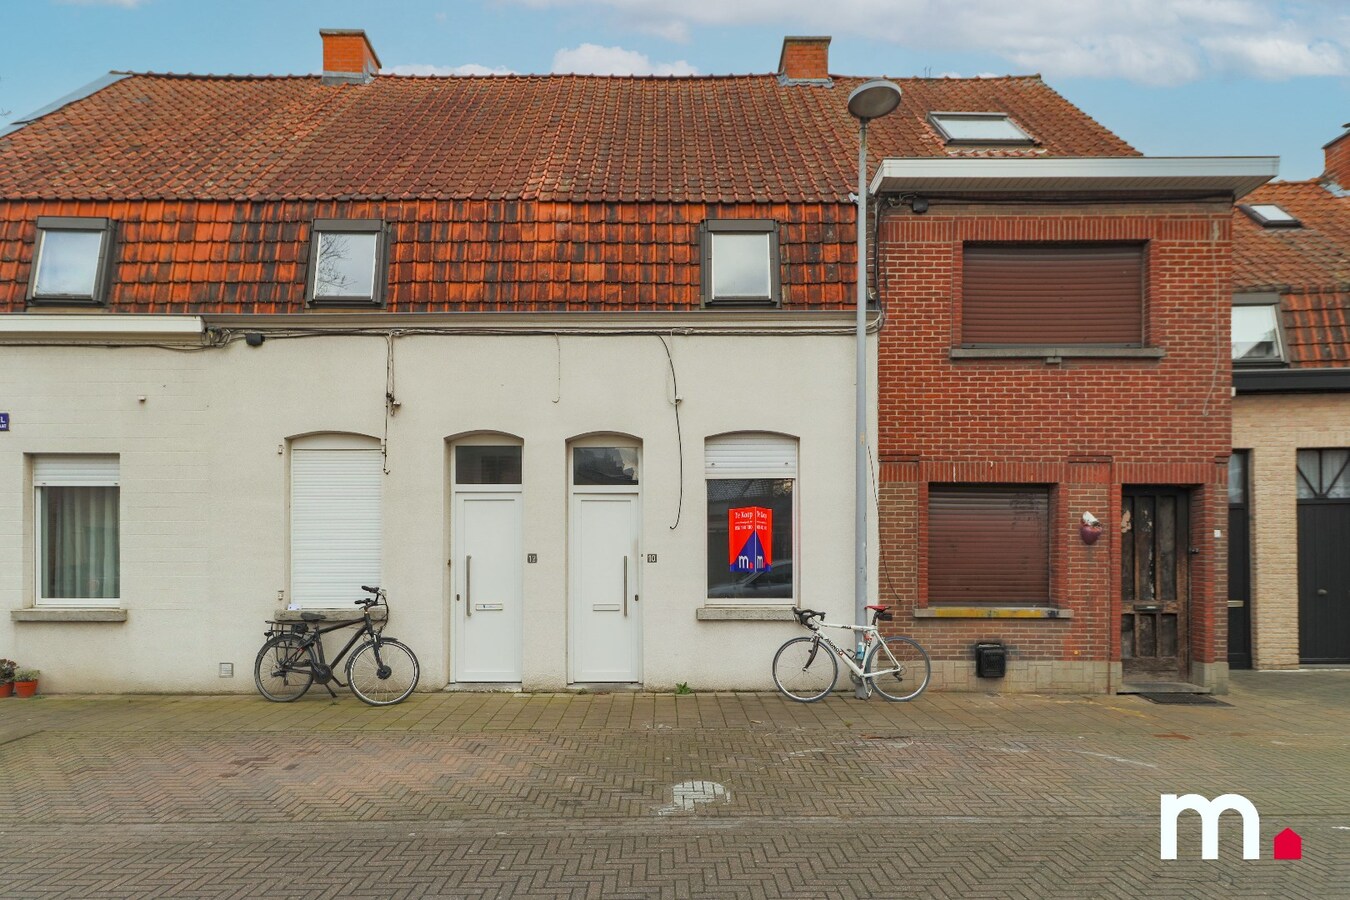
[
  {"xmin": 510, "ymin": 0, "xmax": 1350, "ymax": 84},
  {"xmin": 551, "ymin": 44, "xmax": 698, "ymax": 75},
  {"xmin": 387, "ymin": 63, "xmax": 518, "ymax": 76}
]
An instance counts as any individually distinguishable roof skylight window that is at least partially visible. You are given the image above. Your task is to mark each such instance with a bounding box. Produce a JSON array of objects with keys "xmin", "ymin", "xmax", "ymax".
[
  {"xmin": 1240, "ymin": 204, "xmax": 1301, "ymax": 228},
  {"xmin": 29, "ymin": 217, "xmax": 115, "ymax": 305},
  {"xmin": 928, "ymin": 112, "xmax": 1034, "ymax": 145}
]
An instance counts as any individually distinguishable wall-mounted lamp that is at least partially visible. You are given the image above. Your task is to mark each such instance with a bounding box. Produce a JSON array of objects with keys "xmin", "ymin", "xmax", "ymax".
[
  {"xmin": 245, "ymin": 332, "xmax": 266, "ymax": 347},
  {"xmin": 911, "ymin": 197, "xmax": 929, "ymax": 214}
]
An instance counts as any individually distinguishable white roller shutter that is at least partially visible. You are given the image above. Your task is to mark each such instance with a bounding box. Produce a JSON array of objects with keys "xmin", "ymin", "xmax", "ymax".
[
  {"xmin": 705, "ymin": 434, "xmax": 796, "ymax": 479},
  {"xmin": 34, "ymin": 455, "xmax": 119, "ymax": 486},
  {"xmin": 290, "ymin": 448, "xmax": 382, "ymax": 606}
]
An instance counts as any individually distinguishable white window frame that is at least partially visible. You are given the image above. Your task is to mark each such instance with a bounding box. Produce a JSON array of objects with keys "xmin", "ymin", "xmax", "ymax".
[
  {"xmin": 28, "ymin": 216, "xmax": 116, "ymax": 305},
  {"xmin": 704, "ymin": 433, "xmax": 798, "ymax": 604},
  {"xmin": 33, "ymin": 454, "xmax": 121, "ymax": 608}
]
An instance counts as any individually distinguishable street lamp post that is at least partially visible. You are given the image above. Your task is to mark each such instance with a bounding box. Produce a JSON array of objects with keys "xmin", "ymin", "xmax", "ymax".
[{"xmin": 846, "ymin": 80, "xmax": 902, "ymax": 698}]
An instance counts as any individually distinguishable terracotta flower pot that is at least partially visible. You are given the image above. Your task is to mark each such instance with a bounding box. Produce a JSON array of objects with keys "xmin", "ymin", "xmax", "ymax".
[
  {"xmin": 13, "ymin": 680, "xmax": 37, "ymax": 698},
  {"xmin": 0, "ymin": 681, "xmax": 12, "ymax": 698}
]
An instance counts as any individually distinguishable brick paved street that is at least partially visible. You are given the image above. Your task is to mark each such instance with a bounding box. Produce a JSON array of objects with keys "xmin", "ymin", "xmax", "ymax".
[{"xmin": 1, "ymin": 673, "xmax": 1347, "ymax": 898}]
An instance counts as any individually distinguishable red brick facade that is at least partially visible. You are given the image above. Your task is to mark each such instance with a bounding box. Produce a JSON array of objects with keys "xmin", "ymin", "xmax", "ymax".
[
  {"xmin": 875, "ymin": 202, "xmax": 1233, "ymax": 687},
  {"xmin": 1324, "ymin": 131, "xmax": 1350, "ymax": 187}
]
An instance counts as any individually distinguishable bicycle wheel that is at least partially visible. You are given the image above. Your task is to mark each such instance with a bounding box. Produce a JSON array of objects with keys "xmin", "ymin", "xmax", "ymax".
[
  {"xmin": 346, "ymin": 637, "xmax": 420, "ymax": 706},
  {"xmin": 254, "ymin": 634, "xmax": 314, "ymax": 702},
  {"xmin": 864, "ymin": 636, "xmax": 931, "ymax": 701},
  {"xmin": 772, "ymin": 636, "xmax": 838, "ymax": 702}
]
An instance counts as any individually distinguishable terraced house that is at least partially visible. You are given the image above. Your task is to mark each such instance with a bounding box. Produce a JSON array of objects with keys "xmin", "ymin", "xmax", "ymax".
[
  {"xmin": 1229, "ymin": 127, "xmax": 1350, "ymax": 671},
  {"xmin": 0, "ymin": 31, "xmax": 1275, "ymax": 693}
]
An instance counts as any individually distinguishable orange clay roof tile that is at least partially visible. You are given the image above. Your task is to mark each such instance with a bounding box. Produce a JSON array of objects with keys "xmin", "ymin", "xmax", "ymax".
[{"xmin": 0, "ymin": 72, "xmax": 1136, "ymax": 203}]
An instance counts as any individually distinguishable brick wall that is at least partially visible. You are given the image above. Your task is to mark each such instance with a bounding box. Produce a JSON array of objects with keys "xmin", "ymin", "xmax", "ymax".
[
  {"xmin": 875, "ymin": 201, "xmax": 1233, "ymax": 689},
  {"xmin": 1325, "ymin": 133, "xmax": 1350, "ymax": 187},
  {"xmin": 778, "ymin": 38, "xmax": 830, "ymax": 81}
]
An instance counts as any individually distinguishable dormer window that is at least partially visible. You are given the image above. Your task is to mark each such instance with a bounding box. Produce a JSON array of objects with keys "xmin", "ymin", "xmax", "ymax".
[
  {"xmin": 1232, "ymin": 295, "xmax": 1286, "ymax": 364},
  {"xmin": 307, "ymin": 219, "xmax": 388, "ymax": 305},
  {"xmin": 929, "ymin": 112, "xmax": 1034, "ymax": 145},
  {"xmin": 28, "ymin": 217, "xmax": 115, "ymax": 305},
  {"xmin": 1239, "ymin": 204, "xmax": 1301, "ymax": 228},
  {"xmin": 700, "ymin": 220, "xmax": 781, "ymax": 307}
]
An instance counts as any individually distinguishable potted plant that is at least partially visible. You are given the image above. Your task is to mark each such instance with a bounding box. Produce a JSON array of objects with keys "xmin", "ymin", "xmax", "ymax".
[
  {"xmin": 13, "ymin": 669, "xmax": 39, "ymax": 698},
  {"xmin": 0, "ymin": 659, "xmax": 15, "ymax": 698}
]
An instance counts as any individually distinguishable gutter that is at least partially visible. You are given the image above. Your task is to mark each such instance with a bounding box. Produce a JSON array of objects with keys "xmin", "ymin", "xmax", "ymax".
[{"xmin": 1234, "ymin": 368, "xmax": 1350, "ymax": 394}]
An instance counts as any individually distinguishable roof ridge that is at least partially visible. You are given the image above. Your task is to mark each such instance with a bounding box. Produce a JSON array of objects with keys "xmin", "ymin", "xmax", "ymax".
[{"xmin": 109, "ymin": 70, "xmax": 1049, "ymax": 84}]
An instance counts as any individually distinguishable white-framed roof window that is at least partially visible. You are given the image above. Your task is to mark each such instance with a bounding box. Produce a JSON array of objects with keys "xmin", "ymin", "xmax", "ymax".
[
  {"xmin": 928, "ymin": 112, "xmax": 1034, "ymax": 145},
  {"xmin": 1231, "ymin": 295, "xmax": 1286, "ymax": 365},
  {"xmin": 1240, "ymin": 204, "xmax": 1301, "ymax": 228},
  {"xmin": 700, "ymin": 220, "xmax": 781, "ymax": 306}
]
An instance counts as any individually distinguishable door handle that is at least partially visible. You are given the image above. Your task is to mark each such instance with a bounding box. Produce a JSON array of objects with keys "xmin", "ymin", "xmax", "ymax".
[
  {"xmin": 466, "ymin": 555, "xmax": 472, "ymax": 617},
  {"xmin": 623, "ymin": 555, "xmax": 628, "ymax": 617}
]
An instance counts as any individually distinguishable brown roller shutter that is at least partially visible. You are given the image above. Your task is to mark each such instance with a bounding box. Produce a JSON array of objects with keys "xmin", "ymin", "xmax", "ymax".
[
  {"xmin": 929, "ymin": 486, "xmax": 1050, "ymax": 604},
  {"xmin": 962, "ymin": 243, "xmax": 1144, "ymax": 346}
]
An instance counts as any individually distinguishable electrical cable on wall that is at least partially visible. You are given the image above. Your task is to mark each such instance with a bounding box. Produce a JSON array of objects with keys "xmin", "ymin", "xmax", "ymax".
[
  {"xmin": 658, "ymin": 333, "xmax": 684, "ymax": 531},
  {"xmin": 382, "ymin": 332, "xmax": 400, "ymax": 474}
]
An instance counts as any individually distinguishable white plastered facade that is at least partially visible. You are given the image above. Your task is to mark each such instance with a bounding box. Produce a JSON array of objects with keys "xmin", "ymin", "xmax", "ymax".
[{"xmin": 1, "ymin": 315, "xmax": 878, "ymax": 692}]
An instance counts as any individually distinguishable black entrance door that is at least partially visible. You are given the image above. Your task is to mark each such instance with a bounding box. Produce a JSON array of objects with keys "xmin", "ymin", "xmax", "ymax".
[
  {"xmin": 1228, "ymin": 452, "xmax": 1252, "ymax": 669},
  {"xmin": 1297, "ymin": 450, "xmax": 1350, "ymax": 663}
]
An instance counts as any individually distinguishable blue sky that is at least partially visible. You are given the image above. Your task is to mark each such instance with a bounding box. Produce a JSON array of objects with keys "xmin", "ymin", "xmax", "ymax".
[{"xmin": 2, "ymin": 0, "xmax": 1346, "ymax": 181}]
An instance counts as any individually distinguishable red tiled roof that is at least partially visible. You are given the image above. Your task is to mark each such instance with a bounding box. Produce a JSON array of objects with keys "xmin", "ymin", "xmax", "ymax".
[
  {"xmin": 1233, "ymin": 181, "xmax": 1350, "ymax": 367},
  {"xmin": 0, "ymin": 73, "xmax": 1137, "ymax": 203}
]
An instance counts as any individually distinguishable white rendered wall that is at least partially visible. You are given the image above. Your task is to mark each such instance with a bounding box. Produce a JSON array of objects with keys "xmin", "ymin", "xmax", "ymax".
[{"xmin": 0, "ymin": 323, "xmax": 877, "ymax": 692}]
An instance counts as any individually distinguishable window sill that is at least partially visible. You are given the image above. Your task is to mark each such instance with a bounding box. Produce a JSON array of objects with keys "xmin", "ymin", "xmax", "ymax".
[
  {"xmin": 951, "ymin": 347, "xmax": 1165, "ymax": 361},
  {"xmin": 12, "ymin": 608, "xmax": 127, "ymax": 623},
  {"xmin": 696, "ymin": 605, "xmax": 797, "ymax": 621},
  {"xmin": 914, "ymin": 606, "xmax": 1072, "ymax": 619}
]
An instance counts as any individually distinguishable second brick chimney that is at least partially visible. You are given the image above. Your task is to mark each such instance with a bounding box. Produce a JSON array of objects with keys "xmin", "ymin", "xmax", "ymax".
[
  {"xmin": 778, "ymin": 36, "xmax": 831, "ymax": 84},
  {"xmin": 321, "ymin": 29, "xmax": 381, "ymax": 85},
  {"xmin": 1325, "ymin": 124, "xmax": 1350, "ymax": 190}
]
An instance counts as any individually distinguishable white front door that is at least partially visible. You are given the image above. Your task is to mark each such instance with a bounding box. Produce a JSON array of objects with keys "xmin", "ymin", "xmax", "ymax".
[
  {"xmin": 453, "ymin": 492, "xmax": 523, "ymax": 682},
  {"xmin": 570, "ymin": 492, "xmax": 640, "ymax": 682}
]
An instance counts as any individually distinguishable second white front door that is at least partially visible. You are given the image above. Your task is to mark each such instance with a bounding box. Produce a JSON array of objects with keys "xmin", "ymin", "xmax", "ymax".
[
  {"xmin": 453, "ymin": 492, "xmax": 523, "ymax": 682},
  {"xmin": 570, "ymin": 491, "xmax": 640, "ymax": 683}
]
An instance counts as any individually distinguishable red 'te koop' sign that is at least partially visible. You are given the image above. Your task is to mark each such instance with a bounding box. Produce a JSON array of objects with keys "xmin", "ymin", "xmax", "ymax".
[{"xmin": 729, "ymin": 506, "xmax": 772, "ymax": 573}]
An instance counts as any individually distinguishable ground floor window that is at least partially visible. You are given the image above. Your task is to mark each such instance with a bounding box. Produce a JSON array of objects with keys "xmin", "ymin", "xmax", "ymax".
[
  {"xmin": 928, "ymin": 484, "xmax": 1050, "ymax": 605},
  {"xmin": 34, "ymin": 455, "xmax": 120, "ymax": 606},
  {"xmin": 705, "ymin": 434, "xmax": 796, "ymax": 601},
  {"xmin": 290, "ymin": 435, "xmax": 383, "ymax": 606}
]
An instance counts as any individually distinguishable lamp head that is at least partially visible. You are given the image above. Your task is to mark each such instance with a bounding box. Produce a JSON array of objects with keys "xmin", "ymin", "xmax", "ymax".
[{"xmin": 847, "ymin": 79, "xmax": 902, "ymax": 122}]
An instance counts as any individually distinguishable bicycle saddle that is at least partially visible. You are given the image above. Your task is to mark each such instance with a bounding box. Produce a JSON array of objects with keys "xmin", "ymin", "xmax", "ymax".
[
  {"xmin": 300, "ymin": 611, "xmax": 326, "ymax": 622},
  {"xmin": 866, "ymin": 605, "xmax": 889, "ymax": 612}
]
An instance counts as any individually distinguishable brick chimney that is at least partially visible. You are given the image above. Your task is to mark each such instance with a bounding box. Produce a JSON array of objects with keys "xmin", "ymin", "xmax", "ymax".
[
  {"xmin": 321, "ymin": 29, "xmax": 381, "ymax": 85},
  {"xmin": 778, "ymin": 36, "xmax": 831, "ymax": 84},
  {"xmin": 1325, "ymin": 124, "xmax": 1350, "ymax": 189}
]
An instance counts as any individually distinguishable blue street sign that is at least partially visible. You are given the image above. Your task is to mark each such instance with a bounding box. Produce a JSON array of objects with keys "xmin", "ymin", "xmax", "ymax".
[{"xmin": 0, "ymin": 413, "xmax": 8, "ymax": 432}]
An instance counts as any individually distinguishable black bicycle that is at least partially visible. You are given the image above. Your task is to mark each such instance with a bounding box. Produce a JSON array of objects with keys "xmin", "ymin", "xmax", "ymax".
[{"xmin": 254, "ymin": 586, "xmax": 420, "ymax": 706}]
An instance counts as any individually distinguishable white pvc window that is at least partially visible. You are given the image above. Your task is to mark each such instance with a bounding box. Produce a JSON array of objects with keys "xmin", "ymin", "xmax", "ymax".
[
  {"xmin": 705, "ymin": 434, "xmax": 797, "ymax": 602},
  {"xmin": 34, "ymin": 455, "xmax": 120, "ymax": 607},
  {"xmin": 290, "ymin": 436, "xmax": 383, "ymax": 606}
]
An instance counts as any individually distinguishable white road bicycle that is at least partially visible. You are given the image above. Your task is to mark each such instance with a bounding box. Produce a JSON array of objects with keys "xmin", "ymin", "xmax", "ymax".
[{"xmin": 773, "ymin": 605, "xmax": 931, "ymax": 702}]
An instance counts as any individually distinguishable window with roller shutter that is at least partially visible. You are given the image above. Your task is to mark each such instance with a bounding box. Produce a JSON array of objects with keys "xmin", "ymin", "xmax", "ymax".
[
  {"xmin": 289, "ymin": 435, "xmax": 383, "ymax": 607},
  {"xmin": 961, "ymin": 243, "xmax": 1145, "ymax": 347},
  {"xmin": 928, "ymin": 485, "xmax": 1050, "ymax": 605}
]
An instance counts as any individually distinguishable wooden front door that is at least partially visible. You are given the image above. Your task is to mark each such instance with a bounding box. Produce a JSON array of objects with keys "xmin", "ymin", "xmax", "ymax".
[{"xmin": 1121, "ymin": 487, "xmax": 1190, "ymax": 682}]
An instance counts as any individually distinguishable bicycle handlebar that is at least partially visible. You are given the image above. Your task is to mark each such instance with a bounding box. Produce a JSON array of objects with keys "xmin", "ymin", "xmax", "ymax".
[{"xmin": 791, "ymin": 606, "xmax": 824, "ymax": 628}]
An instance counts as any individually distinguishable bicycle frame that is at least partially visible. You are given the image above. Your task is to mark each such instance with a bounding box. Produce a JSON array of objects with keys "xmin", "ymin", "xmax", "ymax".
[
  {"xmin": 267, "ymin": 610, "xmax": 383, "ymax": 686},
  {"xmin": 803, "ymin": 619, "xmax": 902, "ymax": 680}
]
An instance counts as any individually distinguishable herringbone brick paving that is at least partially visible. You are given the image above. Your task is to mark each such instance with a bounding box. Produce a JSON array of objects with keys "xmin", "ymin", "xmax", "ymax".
[{"xmin": 0, "ymin": 672, "xmax": 1346, "ymax": 898}]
